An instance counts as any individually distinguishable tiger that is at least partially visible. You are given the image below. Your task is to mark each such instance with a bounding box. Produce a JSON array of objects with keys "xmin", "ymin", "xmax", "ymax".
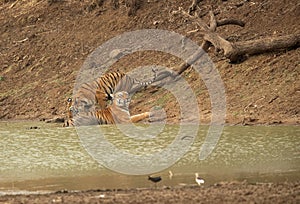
[
  {"xmin": 69, "ymin": 91, "xmax": 151, "ymax": 126},
  {"xmin": 63, "ymin": 70, "xmax": 156, "ymax": 127}
]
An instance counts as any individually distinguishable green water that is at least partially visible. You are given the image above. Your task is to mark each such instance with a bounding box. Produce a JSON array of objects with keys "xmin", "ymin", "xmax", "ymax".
[{"xmin": 0, "ymin": 121, "xmax": 299, "ymax": 193}]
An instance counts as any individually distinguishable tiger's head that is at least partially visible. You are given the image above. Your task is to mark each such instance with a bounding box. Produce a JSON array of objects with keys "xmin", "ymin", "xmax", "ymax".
[
  {"xmin": 63, "ymin": 96, "xmax": 97, "ymax": 127},
  {"xmin": 111, "ymin": 91, "xmax": 131, "ymax": 110},
  {"xmin": 66, "ymin": 96, "xmax": 96, "ymax": 119}
]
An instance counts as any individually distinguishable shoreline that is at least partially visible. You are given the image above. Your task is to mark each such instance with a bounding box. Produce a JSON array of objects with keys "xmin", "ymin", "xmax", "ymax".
[
  {"xmin": 0, "ymin": 181, "xmax": 299, "ymax": 203},
  {"xmin": 1, "ymin": 118, "xmax": 299, "ymax": 126}
]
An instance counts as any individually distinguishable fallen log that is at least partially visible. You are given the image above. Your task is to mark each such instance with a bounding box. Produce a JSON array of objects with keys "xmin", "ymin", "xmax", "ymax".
[{"xmin": 183, "ymin": 10, "xmax": 300, "ymax": 63}]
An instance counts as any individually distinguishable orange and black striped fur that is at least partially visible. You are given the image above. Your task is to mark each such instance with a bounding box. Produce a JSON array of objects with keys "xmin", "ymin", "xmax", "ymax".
[
  {"xmin": 64, "ymin": 71, "xmax": 155, "ymax": 127},
  {"xmin": 68, "ymin": 91, "xmax": 150, "ymax": 126}
]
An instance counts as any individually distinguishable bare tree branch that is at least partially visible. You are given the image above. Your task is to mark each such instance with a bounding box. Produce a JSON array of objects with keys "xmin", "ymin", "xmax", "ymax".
[
  {"xmin": 188, "ymin": 0, "xmax": 202, "ymax": 14},
  {"xmin": 152, "ymin": 6, "xmax": 299, "ymax": 83},
  {"xmin": 182, "ymin": 9, "xmax": 299, "ymax": 62}
]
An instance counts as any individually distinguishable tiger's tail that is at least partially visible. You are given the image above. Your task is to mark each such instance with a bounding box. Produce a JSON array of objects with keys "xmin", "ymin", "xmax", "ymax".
[{"xmin": 128, "ymin": 68, "xmax": 157, "ymax": 94}]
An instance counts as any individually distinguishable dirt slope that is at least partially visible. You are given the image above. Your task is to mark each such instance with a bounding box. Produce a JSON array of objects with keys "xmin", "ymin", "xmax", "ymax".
[{"xmin": 0, "ymin": 0, "xmax": 299, "ymax": 125}]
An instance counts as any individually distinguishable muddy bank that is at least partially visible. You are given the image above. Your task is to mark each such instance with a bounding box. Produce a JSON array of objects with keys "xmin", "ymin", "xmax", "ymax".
[{"xmin": 1, "ymin": 182, "xmax": 299, "ymax": 204}]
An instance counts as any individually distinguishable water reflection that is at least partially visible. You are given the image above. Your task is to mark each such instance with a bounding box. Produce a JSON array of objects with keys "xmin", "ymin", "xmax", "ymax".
[{"xmin": 0, "ymin": 121, "xmax": 299, "ymax": 192}]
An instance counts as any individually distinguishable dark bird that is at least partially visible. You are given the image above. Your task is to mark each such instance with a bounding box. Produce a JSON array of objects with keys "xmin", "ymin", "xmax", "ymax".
[
  {"xmin": 148, "ymin": 175, "xmax": 162, "ymax": 183},
  {"xmin": 148, "ymin": 175, "xmax": 162, "ymax": 188}
]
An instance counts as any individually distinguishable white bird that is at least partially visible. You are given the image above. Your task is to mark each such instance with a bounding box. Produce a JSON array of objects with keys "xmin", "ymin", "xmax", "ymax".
[
  {"xmin": 195, "ymin": 173, "xmax": 205, "ymax": 186},
  {"xmin": 168, "ymin": 170, "xmax": 173, "ymax": 179}
]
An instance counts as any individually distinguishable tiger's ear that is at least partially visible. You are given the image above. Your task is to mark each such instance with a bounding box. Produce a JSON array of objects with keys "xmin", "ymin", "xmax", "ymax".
[
  {"xmin": 109, "ymin": 94, "xmax": 114, "ymax": 100},
  {"xmin": 67, "ymin": 98, "xmax": 72, "ymax": 102}
]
